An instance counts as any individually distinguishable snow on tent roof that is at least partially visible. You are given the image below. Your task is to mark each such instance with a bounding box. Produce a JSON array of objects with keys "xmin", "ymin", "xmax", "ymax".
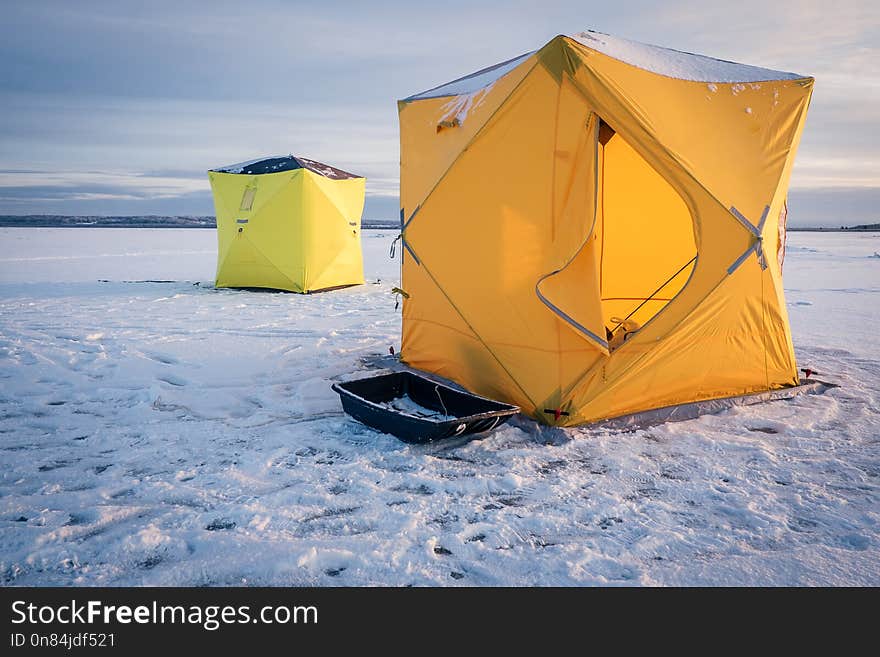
[
  {"xmin": 569, "ymin": 30, "xmax": 805, "ymax": 83},
  {"xmin": 404, "ymin": 31, "xmax": 805, "ymax": 101},
  {"xmin": 210, "ymin": 155, "xmax": 361, "ymax": 179},
  {"xmin": 405, "ymin": 51, "xmax": 536, "ymax": 100}
]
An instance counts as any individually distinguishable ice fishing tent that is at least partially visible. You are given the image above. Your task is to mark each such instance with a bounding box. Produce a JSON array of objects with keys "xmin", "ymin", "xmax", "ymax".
[
  {"xmin": 397, "ymin": 31, "xmax": 814, "ymax": 426},
  {"xmin": 208, "ymin": 155, "xmax": 365, "ymax": 293}
]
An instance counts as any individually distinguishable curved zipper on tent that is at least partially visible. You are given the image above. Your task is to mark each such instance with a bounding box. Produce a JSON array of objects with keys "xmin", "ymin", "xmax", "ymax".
[
  {"xmin": 535, "ymin": 40, "xmax": 793, "ymax": 412},
  {"xmin": 555, "ymin": 60, "xmax": 756, "ymax": 400},
  {"xmin": 535, "ymin": 111, "xmax": 609, "ymax": 354},
  {"xmin": 535, "ymin": 278, "xmax": 610, "ymax": 352}
]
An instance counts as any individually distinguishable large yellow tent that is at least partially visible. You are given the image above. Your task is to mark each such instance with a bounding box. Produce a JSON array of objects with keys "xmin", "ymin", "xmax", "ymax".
[
  {"xmin": 397, "ymin": 31, "xmax": 814, "ymax": 427},
  {"xmin": 209, "ymin": 155, "xmax": 365, "ymax": 293}
]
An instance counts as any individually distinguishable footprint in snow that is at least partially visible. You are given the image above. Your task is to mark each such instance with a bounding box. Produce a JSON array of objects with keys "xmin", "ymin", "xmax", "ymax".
[
  {"xmin": 788, "ymin": 517, "xmax": 818, "ymax": 532},
  {"xmin": 303, "ymin": 507, "xmax": 361, "ymax": 522},
  {"xmin": 841, "ymin": 533, "xmax": 870, "ymax": 550},
  {"xmin": 64, "ymin": 513, "xmax": 92, "ymax": 526},
  {"xmin": 391, "ymin": 483, "xmax": 434, "ymax": 496},
  {"xmin": 138, "ymin": 555, "xmax": 163, "ymax": 570},
  {"xmin": 529, "ymin": 534, "xmax": 558, "ymax": 548},
  {"xmin": 38, "ymin": 460, "xmax": 70, "ymax": 472},
  {"xmin": 660, "ymin": 468, "xmax": 689, "ymax": 481},
  {"xmin": 156, "ymin": 374, "xmax": 187, "ymax": 387},
  {"xmin": 537, "ymin": 460, "xmax": 567, "ymax": 475},
  {"xmin": 492, "ymin": 495, "xmax": 525, "ymax": 507},
  {"xmin": 429, "ymin": 512, "xmax": 459, "ymax": 528},
  {"xmin": 144, "ymin": 351, "xmax": 179, "ymax": 365},
  {"xmin": 205, "ymin": 519, "xmax": 236, "ymax": 531},
  {"xmin": 315, "ymin": 450, "xmax": 346, "ymax": 465}
]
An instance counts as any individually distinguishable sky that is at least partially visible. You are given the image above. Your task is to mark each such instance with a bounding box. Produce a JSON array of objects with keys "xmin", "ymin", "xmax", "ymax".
[{"xmin": 0, "ymin": 0, "xmax": 877, "ymax": 226}]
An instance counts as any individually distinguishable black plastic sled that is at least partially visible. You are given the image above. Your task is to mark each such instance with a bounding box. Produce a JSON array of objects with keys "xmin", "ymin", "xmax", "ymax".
[{"xmin": 332, "ymin": 371, "xmax": 519, "ymax": 443}]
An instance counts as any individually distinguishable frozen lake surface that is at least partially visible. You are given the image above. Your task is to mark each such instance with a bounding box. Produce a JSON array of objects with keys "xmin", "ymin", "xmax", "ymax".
[{"xmin": 0, "ymin": 228, "xmax": 878, "ymax": 586}]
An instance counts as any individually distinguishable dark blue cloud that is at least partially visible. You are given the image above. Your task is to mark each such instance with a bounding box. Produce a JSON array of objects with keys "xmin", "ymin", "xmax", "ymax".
[{"xmin": 787, "ymin": 187, "xmax": 879, "ymax": 228}]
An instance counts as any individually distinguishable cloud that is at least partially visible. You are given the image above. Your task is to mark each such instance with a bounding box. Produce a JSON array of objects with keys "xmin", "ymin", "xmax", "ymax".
[
  {"xmin": 0, "ymin": 1, "xmax": 876, "ymax": 224},
  {"xmin": 0, "ymin": 170, "xmax": 206, "ymax": 197},
  {"xmin": 0, "ymin": 92, "xmax": 399, "ymax": 205},
  {"xmin": 791, "ymin": 157, "xmax": 880, "ymax": 189},
  {"xmin": 647, "ymin": 1, "xmax": 878, "ymax": 68},
  {"xmin": 0, "ymin": 166, "xmax": 399, "ymax": 219},
  {"xmin": 0, "ymin": 166, "xmax": 396, "ymax": 202}
]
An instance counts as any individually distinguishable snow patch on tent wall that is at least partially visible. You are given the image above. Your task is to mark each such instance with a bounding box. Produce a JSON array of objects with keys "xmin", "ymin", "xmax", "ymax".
[
  {"xmin": 569, "ymin": 30, "xmax": 804, "ymax": 83},
  {"xmin": 437, "ymin": 86, "xmax": 494, "ymax": 127}
]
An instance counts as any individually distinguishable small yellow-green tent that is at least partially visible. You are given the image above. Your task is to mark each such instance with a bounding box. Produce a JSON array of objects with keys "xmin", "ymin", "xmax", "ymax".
[
  {"xmin": 208, "ymin": 155, "xmax": 365, "ymax": 293},
  {"xmin": 397, "ymin": 31, "xmax": 814, "ymax": 426}
]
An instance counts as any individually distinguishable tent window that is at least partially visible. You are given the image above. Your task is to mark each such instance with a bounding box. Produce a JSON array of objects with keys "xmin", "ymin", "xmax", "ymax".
[
  {"xmin": 239, "ymin": 187, "xmax": 257, "ymax": 212},
  {"xmin": 596, "ymin": 121, "xmax": 696, "ymax": 350}
]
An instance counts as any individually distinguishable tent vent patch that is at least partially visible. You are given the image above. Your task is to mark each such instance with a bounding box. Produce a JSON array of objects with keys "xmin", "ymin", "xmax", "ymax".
[{"xmin": 239, "ymin": 187, "xmax": 257, "ymax": 211}]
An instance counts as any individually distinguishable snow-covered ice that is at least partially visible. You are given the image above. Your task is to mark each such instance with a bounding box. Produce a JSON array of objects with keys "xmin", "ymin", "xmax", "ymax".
[{"xmin": 0, "ymin": 228, "xmax": 877, "ymax": 586}]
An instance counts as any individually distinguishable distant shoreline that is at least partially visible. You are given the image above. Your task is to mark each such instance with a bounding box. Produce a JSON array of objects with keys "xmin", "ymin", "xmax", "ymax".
[
  {"xmin": 0, "ymin": 216, "xmax": 398, "ymax": 230},
  {"xmin": 0, "ymin": 216, "xmax": 876, "ymax": 232},
  {"xmin": 0, "ymin": 224, "xmax": 401, "ymax": 230},
  {"xmin": 787, "ymin": 227, "xmax": 880, "ymax": 233}
]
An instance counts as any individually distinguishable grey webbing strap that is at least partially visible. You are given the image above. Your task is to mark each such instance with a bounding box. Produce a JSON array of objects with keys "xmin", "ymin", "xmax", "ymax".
[{"xmin": 728, "ymin": 205, "xmax": 770, "ymax": 273}]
